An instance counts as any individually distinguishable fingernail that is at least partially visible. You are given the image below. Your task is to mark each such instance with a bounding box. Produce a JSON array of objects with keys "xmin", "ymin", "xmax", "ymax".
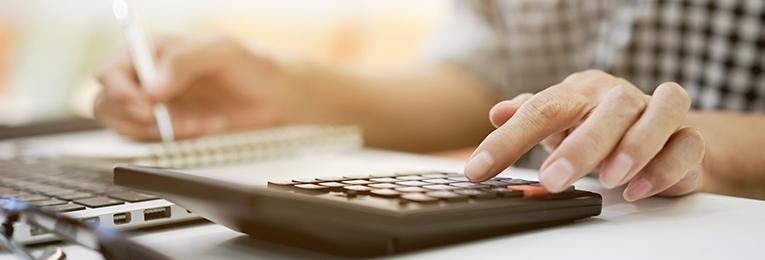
[
  {"xmin": 600, "ymin": 153, "xmax": 633, "ymax": 188},
  {"xmin": 539, "ymin": 158, "xmax": 574, "ymax": 193},
  {"xmin": 623, "ymin": 177, "xmax": 654, "ymax": 202},
  {"xmin": 464, "ymin": 151, "xmax": 494, "ymax": 182}
]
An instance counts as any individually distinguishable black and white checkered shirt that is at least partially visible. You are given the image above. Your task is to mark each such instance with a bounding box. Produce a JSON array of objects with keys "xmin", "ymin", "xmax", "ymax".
[{"xmin": 428, "ymin": 0, "xmax": 765, "ymax": 111}]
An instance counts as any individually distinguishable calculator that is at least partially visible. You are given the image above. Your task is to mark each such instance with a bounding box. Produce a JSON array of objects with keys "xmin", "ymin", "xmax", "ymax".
[{"xmin": 113, "ymin": 165, "xmax": 602, "ymax": 256}]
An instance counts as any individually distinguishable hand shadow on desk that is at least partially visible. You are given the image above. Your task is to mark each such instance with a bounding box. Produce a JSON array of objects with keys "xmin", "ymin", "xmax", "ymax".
[{"xmin": 589, "ymin": 185, "xmax": 722, "ymax": 222}]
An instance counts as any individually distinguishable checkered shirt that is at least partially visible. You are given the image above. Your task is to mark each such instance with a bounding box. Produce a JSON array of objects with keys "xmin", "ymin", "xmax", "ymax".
[{"xmin": 428, "ymin": 0, "xmax": 765, "ymax": 111}]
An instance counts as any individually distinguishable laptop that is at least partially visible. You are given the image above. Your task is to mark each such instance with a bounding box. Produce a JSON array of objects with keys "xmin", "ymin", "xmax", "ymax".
[{"xmin": 0, "ymin": 158, "xmax": 198, "ymax": 244}]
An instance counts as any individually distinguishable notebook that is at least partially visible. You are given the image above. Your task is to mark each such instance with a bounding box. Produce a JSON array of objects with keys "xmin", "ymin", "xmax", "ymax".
[{"xmin": 49, "ymin": 125, "xmax": 363, "ymax": 169}]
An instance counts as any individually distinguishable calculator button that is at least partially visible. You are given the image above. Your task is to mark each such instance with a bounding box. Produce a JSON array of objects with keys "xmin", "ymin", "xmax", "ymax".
[
  {"xmin": 342, "ymin": 174, "xmax": 370, "ymax": 179},
  {"xmin": 401, "ymin": 193, "xmax": 438, "ymax": 203},
  {"xmin": 316, "ymin": 176, "xmax": 345, "ymax": 182},
  {"xmin": 369, "ymin": 177, "xmax": 398, "ymax": 183},
  {"xmin": 443, "ymin": 172, "xmax": 463, "ymax": 177},
  {"xmin": 369, "ymin": 173, "xmax": 397, "ymax": 178},
  {"xmin": 484, "ymin": 187, "xmax": 523, "ymax": 197},
  {"xmin": 342, "ymin": 180, "xmax": 373, "ymax": 185},
  {"xmin": 395, "ymin": 187, "xmax": 428, "ymax": 193},
  {"xmin": 294, "ymin": 184, "xmax": 330, "ymax": 192},
  {"xmin": 394, "ymin": 172, "xmax": 420, "ymax": 176},
  {"xmin": 267, "ymin": 180, "xmax": 295, "ymax": 186},
  {"xmin": 447, "ymin": 176, "xmax": 470, "ymax": 182},
  {"xmin": 420, "ymin": 172, "xmax": 449, "ymax": 179},
  {"xmin": 318, "ymin": 182, "xmax": 346, "ymax": 188},
  {"xmin": 396, "ymin": 176, "xmax": 424, "ymax": 181},
  {"xmin": 496, "ymin": 178, "xmax": 537, "ymax": 185},
  {"xmin": 396, "ymin": 181, "xmax": 429, "ymax": 186},
  {"xmin": 450, "ymin": 182, "xmax": 490, "ymax": 189},
  {"xmin": 370, "ymin": 189, "xmax": 401, "ymax": 198},
  {"xmin": 292, "ymin": 178, "xmax": 320, "ymax": 184},
  {"xmin": 425, "ymin": 191, "xmax": 467, "ymax": 201},
  {"xmin": 344, "ymin": 185, "xmax": 372, "ymax": 192},
  {"xmin": 454, "ymin": 189, "xmax": 496, "ymax": 199},
  {"xmin": 423, "ymin": 185, "xmax": 459, "ymax": 191},
  {"xmin": 422, "ymin": 178, "xmax": 457, "ymax": 184},
  {"xmin": 507, "ymin": 185, "xmax": 550, "ymax": 198},
  {"xmin": 481, "ymin": 180, "xmax": 508, "ymax": 187},
  {"xmin": 369, "ymin": 183, "xmax": 401, "ymax": 189}
]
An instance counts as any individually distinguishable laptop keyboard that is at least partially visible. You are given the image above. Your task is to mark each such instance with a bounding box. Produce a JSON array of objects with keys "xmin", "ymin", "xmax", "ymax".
[{"xmin": 0, "ymin": 159, "xmax": 159, "ymax": 212}]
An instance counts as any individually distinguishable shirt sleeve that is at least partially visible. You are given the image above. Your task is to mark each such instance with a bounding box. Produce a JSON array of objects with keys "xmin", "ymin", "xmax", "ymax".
[{"xmin": 423, "ymin": 1, "xmax": 511, "ymax": 99}]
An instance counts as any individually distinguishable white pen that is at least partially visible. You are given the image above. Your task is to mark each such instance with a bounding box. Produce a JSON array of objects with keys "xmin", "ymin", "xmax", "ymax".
[{"xmin": 111, "ymin": 0, "xmax": 175, "ymax": 142}]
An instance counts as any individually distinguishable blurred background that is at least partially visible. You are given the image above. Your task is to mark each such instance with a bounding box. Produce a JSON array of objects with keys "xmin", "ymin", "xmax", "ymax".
[{"xmin": 0, "ymin": 0, "xmax": 451, "ymax": 126}]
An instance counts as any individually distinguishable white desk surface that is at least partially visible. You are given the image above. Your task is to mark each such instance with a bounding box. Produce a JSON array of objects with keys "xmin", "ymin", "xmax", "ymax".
[{"xmin": 1, "ymin": 132, "xmax": 764, "ymax": 260}]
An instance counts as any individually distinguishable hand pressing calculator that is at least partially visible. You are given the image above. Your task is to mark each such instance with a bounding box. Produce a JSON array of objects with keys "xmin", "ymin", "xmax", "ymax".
[{"xmin": 114, "ymin": 165, "xmax": 602, "ymax": 256}]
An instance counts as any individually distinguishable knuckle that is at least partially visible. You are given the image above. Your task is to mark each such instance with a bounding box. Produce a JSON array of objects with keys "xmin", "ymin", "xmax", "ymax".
[
  {"xmin": 611, "ymin": 85, "xmax": 646, "ymax": 113},
  {"xmin": 524, "ymin": 92, "xmax": 566, "ymax": 127},
  {"xmin": 564, "ymin": 69, "xmax": 607, "ymax": 82}
]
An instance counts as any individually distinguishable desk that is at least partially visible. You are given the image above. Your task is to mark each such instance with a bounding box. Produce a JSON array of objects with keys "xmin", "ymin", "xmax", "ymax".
[{"xmin": 2, "ymin": 133, "xmax": 764, "ymax": 260}]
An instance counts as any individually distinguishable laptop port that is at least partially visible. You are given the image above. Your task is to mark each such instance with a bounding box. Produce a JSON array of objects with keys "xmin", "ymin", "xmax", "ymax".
[
  {"xmin": 30, "ymin": 226, "xmax": 50, "ymax": 236},
  {"xmin": 113, "ymin": 212, "xmax": 131, "ymax": 225},
  {"xmin": 144, "ymin": 206, "xmax": 171, "ymax": 221}
]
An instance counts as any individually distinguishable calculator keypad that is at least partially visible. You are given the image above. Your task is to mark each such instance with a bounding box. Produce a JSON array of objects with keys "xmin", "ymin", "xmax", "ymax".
[{"xmin": 267, "ymin": 171, "xmax": 579, "ymax": 207}]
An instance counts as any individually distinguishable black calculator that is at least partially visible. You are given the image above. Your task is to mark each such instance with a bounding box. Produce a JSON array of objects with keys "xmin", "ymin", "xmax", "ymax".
[{"xmin": 114, "ymin": 165, "xmax": 602, "ymax": 256}]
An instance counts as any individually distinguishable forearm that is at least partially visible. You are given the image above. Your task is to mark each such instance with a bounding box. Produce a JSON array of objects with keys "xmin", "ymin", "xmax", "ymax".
[
  {"xmin": 687, "ymin": 111, "xmax": 765, "ymax": 198},
  {"xmin": 281, "ymin": 63, "xmax": 496, "ymax": 152}
]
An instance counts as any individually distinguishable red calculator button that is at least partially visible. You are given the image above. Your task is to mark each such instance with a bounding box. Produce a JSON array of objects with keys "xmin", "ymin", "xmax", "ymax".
[{"xmin": 506, "ymin": 185, "xmax": 550, "ymax": 198}]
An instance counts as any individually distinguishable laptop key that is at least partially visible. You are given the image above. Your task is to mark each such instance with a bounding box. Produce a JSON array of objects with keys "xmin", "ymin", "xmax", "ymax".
[
  {"xmin": 57, "ymin": 192, "xmax": 96, "ymax": 200},
  {"xmin": 108, "ymin": 191, "xmax": 159, "ymax": 202},
  {"xmin": 43, "ymin": 203, "xmax": 86, "ymax": 213},
  {"xmin": 74, "ymin": 197, "xmax": 124, "ymax": 208},
  {"xmin": 16, "ymin": 194, "xmax": 49, "ymax": 202},
  {"xmin": 30, "ymin": 198, "xmax": 68, "ymax": 207}
]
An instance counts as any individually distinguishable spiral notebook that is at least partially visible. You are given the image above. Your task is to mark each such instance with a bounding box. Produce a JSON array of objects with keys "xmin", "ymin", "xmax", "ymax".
[{"xmin": 55, "ymin": 125, "xmax": 363, "ymax": 169}]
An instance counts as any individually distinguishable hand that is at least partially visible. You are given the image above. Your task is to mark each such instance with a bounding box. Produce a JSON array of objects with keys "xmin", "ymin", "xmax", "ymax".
[
  {"xmin": 94, "ymin": 36, "xmax": 296, "ymax": 140},
  {"xmin": 464, "ymin": 70, "xmax": 706, "ymax": 201}
]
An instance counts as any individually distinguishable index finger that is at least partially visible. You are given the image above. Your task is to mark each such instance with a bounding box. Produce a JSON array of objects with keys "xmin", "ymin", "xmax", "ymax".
[{"xmin": 464, "ymin": 89, "xmax": 590, "ymax": 182}]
